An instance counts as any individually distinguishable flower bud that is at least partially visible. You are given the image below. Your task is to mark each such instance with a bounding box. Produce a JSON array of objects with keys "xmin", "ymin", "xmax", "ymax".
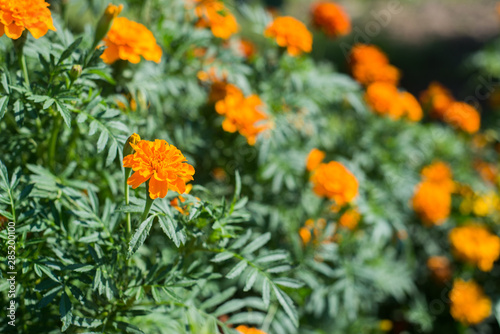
[
  {"xmin": 69, "ymin": 65, "xmax": 82, "ymax": 82},
  {"xmin": 123, "ymin": 133, "xmax": 141, "ymax": 157},
  {"xmin": 93, "ymin": 4, "xmax": 123, "ymax": 48}
]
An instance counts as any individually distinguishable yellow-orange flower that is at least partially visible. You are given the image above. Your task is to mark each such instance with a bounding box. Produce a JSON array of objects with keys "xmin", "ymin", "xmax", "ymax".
[
  {"xmin": 365, "ymin": 82, "xmax": 404, "ymax": 120},
  {"xmin": 338, "ymin": 208, "xmax": 360, "ymax": 230},
  {"xmin": 349, "ymin": 44, "xmax": 400, "ymax": 86},
  {"xmin": 443, "ymin": 102, "xmax": 480, "ymax": 134},
  {"xmin": 474, "ymin": 161, "xmax": 498, "ymax": 184},
  {"xmin": 123, "ymin": 139, "xmax": 195, "ymax": 199},
  {"xmin": 400, "ymin": 91, "xmax": 423, "ymax": 122},
  {"xmin": 449, "ymin": 224, "xmax": 500, "ymax": 271},
  {"xmin": 472, "ymin": 191, "xmax": 500, "ymax": 217},
  {"xmin": 215, "ymin": 84, "xmax": 268, "ymax": 145},
  {"xmin": 306, "ymin": 148, "xmax": 325, "ymax": 171},
  {"xmin": 419, "ymin": 82, "xmax": 454, "ymax": 119},
  {"xmin": 311, "ymin": 1, "xmax": 351, "ymax": 38},
  {"xmin": 237, "ymin": 39, "xmax": 257, "ymax": 59},
  {"xmin": 101, "ymin": 17, "xmax": 162, "ymax": 64},
  {"xmin": 412, "ymin": 182, "xmax": 451, "ymax": 225},
  {"xmin": 0, "ymin": 0, "xmax": 56, "ymax": 39},
  {"xmin": 421, "ymin": 161, "xmax": 454, "ymax": 193},
  {"xmin": 236, "ymin": 325, "xmax": 267, "ymax": 334},
  {"xmin": 310, "ymin": 161, "xmax": 359, "ymax": 206},
  {"xmin": 264, "ymin": 16, "xmax": 313, "ymax": 56},
  {"xmin": 427, "ymin": 256, "xmax": 451, "ymax": 283},
  {"xmin": 450, "ymin": 279, "xmax": 491, "ymax": 325},
  {"xmin": 349, "ymin": 44, "xmax": 389, "ymax": 66},
  {"xmin": 299, "ymin": 218, "xmax": 327, "ymax": 245},
  {"xmin": 193, "ymin": 0, "xmax": 238, "ymax": 39}
]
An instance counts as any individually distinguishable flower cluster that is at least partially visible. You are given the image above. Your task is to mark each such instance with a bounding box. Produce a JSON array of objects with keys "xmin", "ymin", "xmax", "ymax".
[
  {"xmin": 236, "ymin": 325, "xmax": 267, "ymax": 334},
  {"xmin": 365, "ymin": 82, "xmax": 422, "ymax": 121},
  {"xmin": 449, "ymin": 279, "xmax": 491, "ymax": 325},
  {"xmin": 306, "ymin": 148, "xmax": 326, "ymax": 172},
  {"xmin": 349, "ymin": 44, "xmax": 400, "ymax": 86},
  {"xmin": 412, "ymin": 161, "xmax": 454, "ymax": 225},
  {"xmin": 0, "ymin": 0, "xmax": 56, "ymax": 39},
  {"xmin": 420, "ymin": 82, "xmax": 481, "ymax": 133},
  {"xmin": 123, "ymin": 139, "xmax": 195, "ymax": 199},
  {"xmin": 101, "ymin": 17, "xmax": 162, "ymax": 64},
  {"xmin": 449, "ymin": 224, "xmax": 500, "ymax": 271},
  {"xmin": 310, "ymin": 161, "xmax": 359, "ymax": 206},
  {"xmin": 215, "ymin": 85, "xmax": 269, "ymax": 145},
  {"xmin": 338, "ymin": 208, "xmax": 360, "ymax": 230},
  {"xmin": 299, "ymin": 218, "xmax": 327, "ymax": 245},
  {"xmin": 192, "ymin": 0, "xmax": 238, "ymax": 39},
  {"xmin": 311, "ymin": 1, "xmax": 351, "ymax": 38},
  {"xmin": 264, "ymin": 16, "xmax": 313, "ymax": 56}
]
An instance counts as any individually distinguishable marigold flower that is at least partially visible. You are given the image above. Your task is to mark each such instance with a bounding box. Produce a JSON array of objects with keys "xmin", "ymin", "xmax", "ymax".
[
  {"xmin": 123, "ymin": 139, "xmax": 195, "ymax": 199},
  {"xmin": 419, "ymin": 82, "xmax": 454, "ymax": 119},
  {"xmin": 474, "ymin": 161, "xmax": 498, "ymax": 184},
  {"xmin": 310, "ymin": 161, "xmax": 359, "ymax": 206},
  {"xmin": 0, "ymin": 0, "xmax": 56, "ymax": 39},
  {"xmin": 236, "ymin": 325, "xmax": 267, "ymax": 334},
  {"xmin": 349, "ymin": 44, "xmax": 400, "ymax": 86},
  {"xmin": 311, "ymin": 2, "xmax": 351, "ymax": 38},
  {"xmin": 193, "ymin": 0, "xmax": 238, "ymax": 39},
  {"xmin": 443, "ymin": 102, "xmax": 480, "ymax": 134},
  {"xmin": 449, "ymin": 224, "xmax": 500, "ymax": 271},
  {"xmin": 215, "ymin": 84, "xmax": 269, "ymax": 145},
  {"xmin": 123, "ymin": 133, "xmax": 141, "ymax": 157},
  {"xmin": 472, "ymin": 192, "xmax": 500, "ymax": 217},
  {"xmin": 338, "ymin": 208, "xmax": 360, "ymax": 230},
  {"xmin": 421, "ymin": 161, "xmax": 454, "ymax": 192},
  {"xmin": 101, "ymin": 17, "xmax": 162, "ymax": 64},
  {"xmin": 365, "ymin": 82, "xmax": 405, "ymax": 120},
  {"xmin": 412, "ymin": 181, "xmax": 451, "ymax": 225},
  {"xmin": 237, "ymin": 39, "xmax": 257, "ymax": 59},
  {"xmin": 170, "ymin": 184, "xmax": 198, "ymax": 214},
  {"xmin": 264, "ymin": 16, "xmax": 313, "ymax": 56},
  {"xmin": 400, "ymin": 91, "xmax": 423, "ymax": 122},
  {"xmin": 300, "ymin": 218, "xmax": 327, "ymax": 245},
  {"xmin": 450, "ymin": 279, "xmax": 491, "ymax": 325},
  {"xmin": 306, "ymin": 148, "xmax": 325, "ymax": 172},
  {"xmin": 427, "ymin": 256, "xmax": 451, "ymax": 283},
  {"xmin": 349, "ymin": 44, "xmax": 388, "ymax": 66}
]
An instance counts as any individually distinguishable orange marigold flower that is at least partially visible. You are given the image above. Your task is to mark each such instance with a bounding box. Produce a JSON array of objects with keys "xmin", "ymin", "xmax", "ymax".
[
  {"xmin": 237, "ymin": 39, "xmax": 257, "ymax": 59},
  {"xmin": 365, "ymin": 82, "xmax": 404, "ymax": 120},
  {"xmin": 338, "ymin": 208, "xmax": 360, "ymax": 230},
  {"xmin": 400, "ymin": 91, "xmax": 423, "ymax": 122},
  {"xmin": 349, "ymin": 44, "xmax": 400, "ymax": 86},
  {"xmin": 412, "ymin": 181, "xmax": 451, "ymax": 226},
  {"xmin": 419, "ymin": 81, "xmax": 454, "ymax": 119},
  {"xmin": 215, "ymin": 84, "xmax": 269, "ymax": 145},
  {"xmin": 101, "ymin": 17, "xmax": 162, "ymax": 64},
  {"xmin": 443, "ymin": 102, "xmax": 480, "ymax": 134},
  {"xmin": 349, "ymin": 44, "xmax": 389, "ymax": 66},
  {"xmin": 421, "ymin": 161, "xmax": 454, "ymax": 192},
  {"xmin": 236, "ymin": 325, "xmax": 267, "ymax": 334},
  {"xmin": 449, "ymin": 224, "xmax": 500, "ymax": 271},
  {"xmin": 193, "ymin": 0, "xmax": 238, "ymax": 39},
  {"xmin": 123, "ymin": 139, "xmax": 195, "ymax": 199},
  {"xmin": 311, "ymin": 1, "xmax": 351, "ymax": 38},
  {"xmin": 472, "ymin": 191, "xmax": 500, "ymax": 217},
  {"xmin": 310, "ymin": 161, "xmax": 359, "ymax": 206},
  {"xmin": 306, "ymin": 148, "xmax": 325, "ymax": 172},
  {"xmin": 264, "ymin": 16, "xmax": 313, "ymax": 56},
  {"xmin": 474, "ymin": 160, "xmax": 498, "ymax": 184},
  {"xmin": 299, "ymin": 226, "xmax": 312, "ymax": 244},
  {"xmin": 427, "ymin": 256, "xmax": 452, "ymax": 283},
  {"xmin": 0, "ymin": 0, "xmax": 56, "ymax": 39},
  {"xmin": 450, "ymin": 279, "xmax": 491, "ymax": 325}
]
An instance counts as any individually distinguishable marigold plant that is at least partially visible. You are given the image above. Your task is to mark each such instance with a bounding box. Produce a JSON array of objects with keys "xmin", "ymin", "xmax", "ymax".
[
  {"xmin": 449, "ymin": 279, "xmax": 492, "ymax": 325},
  {"xmin": 193, "ymin": 0, "xmax": 239, "ymax": 39},
  {"xmin": 311, "ymin": 1, "xmax": 351, "ymax": 38},
  {"xmin": 264, "ymin": 16, "xmax": 313, "ymax": 56},
  {"xmin": 449, "ymin": 224, "xmax": 500, "ymax": 271},
  {"xmin": 0, "ymin": 0, "xmax": 55, "ymax": 39}
]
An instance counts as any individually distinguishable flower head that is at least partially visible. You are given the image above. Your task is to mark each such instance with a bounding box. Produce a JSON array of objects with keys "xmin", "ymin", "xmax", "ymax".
[
  {"xmin": 123, "ymin": 139, "xmax": 195, "ymax": 199},
  {"xmin": 215, "ymin": 84, "xmax": 269, "ymax": 145},
  {"xmin": 400, "ymin": 91, "xmax": 423, "ymax": 122},
  {"xmin": 306, "ymin": 148, "xmax": 325, "ymax": 172},
  {"xmin": 365, "ymin": 82, "xmax": 404, "ymax": 119},
  {"xmin": 0, "ymin": 0, "xmax": 56, "ymax": 39},
  {"xmin": 449, "ymin": 224, "xmax": 500, "ymax": 271},
  {"xmin": 427, "ymin": 256, "xmax": 451, "ymax": 283},
  {"xmin": 450, "ymin": 279, "xmax": 491, "ymax": 325},
  {"xmin": 101, "ymin": 17, "xmax": 162, "ymax": 64},
  {"xmin": 310, "ymin": 161, "xmax": 359, "ymax": 206},
  {"xmin": 264, "ymin": 16, "xmax": 313, "ymax": 56},
  {"xmin": 443, "ymin": 102, "xmax": 480, "ymax": 134},
  {"xmin": 311, "ymin": 1, "xmax": 351, "ymax": 37},
  {"xmin": 349, "ymin": 44, "xmax": 400, "ymax": 86},
  {"xmin": 339, "ymin": 208, "xmax": 360, "ymax": 230},
  {"xmin": 474, "ymin": 161, "xmax": 498, "ymax": 184},
  {"xmin": 236, "ymin": 325, "xmax": 267, "ymax": 334},
  {"xmin": 421, "ymin": 161, "xmax": 454, "ymax": 193},
  {"xmin": 412, "ymin": 181, "xmax": 451, "ymax": 225},
  {"xmin": 419, "ymin": 82, "xmax": 454, "ymax": 119},
  {"xmin": 237, "ymin": 38, "xmax": 257, "ymax": 59},
  {"xmin": 193, "ymin": 0, "xmax": 238, "ymax": 39}
]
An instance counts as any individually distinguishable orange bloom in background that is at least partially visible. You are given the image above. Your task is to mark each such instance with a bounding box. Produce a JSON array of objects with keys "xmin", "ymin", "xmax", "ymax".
[
  {"xmin": 443, "ymin": 102, "xmax": 480, "ymax": 134},
  {"xmin": 338, "ymin": 208, "xmax": 360, "ymax": 230},
  {"xmin": 300, "ymin": 218, "xmax": 327, "ymax": 245},
  {"xmin": 400, "ymin": 91, "xmax": 423, "ymax": 122},
  {"xmin": 236, "ymin": 325, "xmax": 267, "ymax": 334},
  {"xmin": 472, "ymin": 191, "xmax": 500, "ymax": 217},
  {"xmin": 264, "ymin": 16, "xmax": 313, "ymax": 56},
  {"xmin": 349, "ymin": 44, "xmax": 389, "ymax": 66},
  {"xmin": 449, "ymin": 224, "xmax": 500, "ymax": 271},
  {"xmin": 193, "ymin": 0, "xmax": 238, "ymax": 39},
  {"xmin": 427, "ymin": 256, "xmax": 452, "ymax": 283},
  {"xmin": 365, "ymin": 82, "xmax": 404, "ymax": 119},
  {"xmin": 197, "ymin": 67, "xmax": 230, "ymax": 102},
  {"xmin": 419, "ymin": 81, "xmax": 454, "ymax": 119},
  {"xmin": 215, "ymin": 84, "xmax": 269, "ymax": 145},
  {"xmin": 101, "ymin": 17, "xmax": 162, "ymax": 64},
  {"xmin": 349, "ymin": 44, "xmax": 400, "ymax": 86},
  {"xmin": 450, "ymin": 279, "xmax": 491, "ymax": 325},
  {"xmin": 306, "ymin": 148, "xmax": 325, "ymax": 171},
  {"xmin": 474, "ymin": 160, "xmax": 498, "ymax": 184},
  {"xmin": 310, "ymin": 161, "xmax": 359, "ymax": 206},
  {"xmin": 421, "ymin": 161, "xmax": 454, "ymax": 192},
  {"xmin": 0, "ymin": 0, "xmax": 56, "ymax": 39},
  {"xmin": 123, "ymin": 139, "xmax": 195, "ymax": 199},
  {"xmin": 237, "ymin": 39, "xmax": 257, "ymax": 59},
  {"xmin": 311, "ymin": 1, "xmax": 351, "ymax": 38},
  {"xmin": 412, "ymin": 181, "xmax": 451, "ymax": 225},
  {"xmin": 170, "ymin": 184, "xmax": 199, "ymax": 214}
]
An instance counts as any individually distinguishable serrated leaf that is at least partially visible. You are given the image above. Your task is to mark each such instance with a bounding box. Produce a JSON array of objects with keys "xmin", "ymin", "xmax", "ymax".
[
  {"xmin": 158, "ymin": 215, "xmax": 180, "ymax": 247},
  {"xmin": 58, "ymin": 37, "xmax": 82, "ymax": 65},
  {"xmin": 97, "ymin": 130, "xmax": 108, "ymax": 153},
  {"xmin": 211, "ymin": 251, "xmax": 234, "ymax": 263},
  {"xmin": 262, "ymin": 280, "xmax": 270, "ymax": 307},
  {"xmin": 0, "ymin": 95, "xmax": 8, "ymax": 120},
  {"xmin": 272, "ymin": 285, "xmax": 299, "ymax": 327},
  {"xmin": 200, "ymin": 287, "xmax": 237, "ymax": 310},
  {"xmin": 60, "ymin": 291, "xmax": 72, "ymax": 318},
  {"xmin": 242, "ymin": 233, "xmax": 271, "ymax": 255},
  {"xmin": 56, "ymin": 101, "xmax": 72, "ymax": 127},
  {"xmin": 226, "ymin": 261, "xmax": 248, "ymax": 279},
  {"xmin": 128, "ymin": 215, "xmax": 155, "ymax": 256},
  {"xmin": 243, "ymin": 268, "xmax": 258, "ymax": 292}
]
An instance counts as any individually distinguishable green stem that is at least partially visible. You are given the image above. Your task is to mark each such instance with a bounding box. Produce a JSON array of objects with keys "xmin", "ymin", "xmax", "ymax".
[
  {"xmin": 140, "ymin": 192, "xmax": 154, "ymax": 222},
  {"xmin": 19, "ymin": 51, "xmax": 30, "ymax": 88},
  {"xmin": 124, "ymin": 168, "xmax": 132, "ymax": 237},
  {"xmin": 48, "ymin": 116, "xmax": 62, "ymax": 171}
]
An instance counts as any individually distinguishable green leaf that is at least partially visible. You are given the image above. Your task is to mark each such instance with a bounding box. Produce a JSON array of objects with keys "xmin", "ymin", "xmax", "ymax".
[
  {"xmin": 97, "ymin": 130, "xmax": 109, "ymax": 153},
  {"xmin": 272, "ymin": 285, "xmax": 299, "ymax": 327},
  {"xmin": 243, "ymin": 268, "xmax": 258, "ymax": 292},
  {"xmin": 56, "ymin": 101, "xmax": 72, "ymax": 127},
  {"xmin": 211, "ymin": 251, "xmax": 234, "ymax": 263},
  {"xmin": 128, "ymin": 215, "xmax": 155, "ymax": 256},
  {"xmin": 226, "ymin": 261, "xmax": 248, "ymax": 279},
  {"xmin": 262, "ymin": 279, "xmax": 270, "ymax": 307},
  {"xmin": 114, "ymin": 321, "xmax": 145, "ymax": 334},
  {"xmin": 274, "ymin": 278, "xmax": 304, "ymax": 289},
  {"xmin": 0, "ymin": 95, "xmax": 8, "ymax": 120},
  {"xmin": 242, "ymin": 233, "xmax": 271, "ymax": 255},
  {"xmin": 58, "ymin": 37, "xmax": 83, "ymax": 65},
  {"xmin": 158, "ymin": 214, "xmax": 181, "ymax": 247},
  {"xmin": 37, "ymin": 286, "xmax": 62, "ymax": 308},
  {"xmin": 200, "ymin": 287, "xmax": 237, "ymax": 310},
  {"xmin": 60, "ymin": 291, "xmax": 72, "ymax": 318}
]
